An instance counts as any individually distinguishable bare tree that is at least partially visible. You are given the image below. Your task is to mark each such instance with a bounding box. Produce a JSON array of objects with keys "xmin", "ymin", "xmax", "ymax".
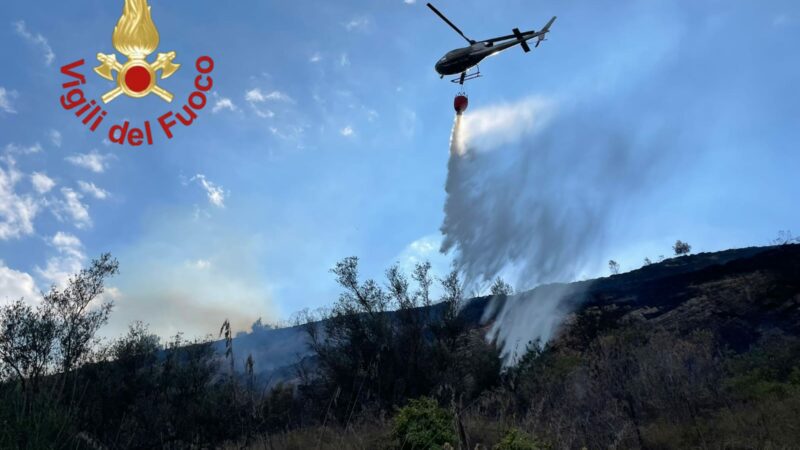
[
  {"xmin": 771, "ymin": 230, "xmax": 800, "ymax": 246},
  {"xmin": 608, "ymin": 260, "xmax": 620, "ymax": 275},
  {"xmin": 412, "ymin": 261, "xmax": 433, "ymax": 307}
]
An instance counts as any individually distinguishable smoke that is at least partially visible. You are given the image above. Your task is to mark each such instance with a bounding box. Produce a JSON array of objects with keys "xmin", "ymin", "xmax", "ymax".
[
  {"xmin": 440, "ymin": 94, "xmax": 674, "ymax": 359},
  {"xmin": 104, "ymin": 210, "xmax": 277, "ymax": 341}
]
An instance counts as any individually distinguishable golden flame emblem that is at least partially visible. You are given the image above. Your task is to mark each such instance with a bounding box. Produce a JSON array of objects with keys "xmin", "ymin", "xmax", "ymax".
[
  {"xmin": 94, "ymin": 0, "xmax": 180, "ymax": 103},
  {"xmin": 113, "ymin": 0, "xmax": 160, "ymax": 59}
]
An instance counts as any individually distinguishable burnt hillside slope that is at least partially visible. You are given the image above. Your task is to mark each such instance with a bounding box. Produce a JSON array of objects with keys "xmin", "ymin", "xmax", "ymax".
[{"xmin": 229, "ymin": 244, "xmax": 800, "ymax": 379}]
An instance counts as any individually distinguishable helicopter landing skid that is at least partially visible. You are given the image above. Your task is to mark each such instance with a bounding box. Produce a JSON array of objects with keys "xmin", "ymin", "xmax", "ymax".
[{"xmin": 450, "ymin": 67, "xmax": 481, "ymax": 85}]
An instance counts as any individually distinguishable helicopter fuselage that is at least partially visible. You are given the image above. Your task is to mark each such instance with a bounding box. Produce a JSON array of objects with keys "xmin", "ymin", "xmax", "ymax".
[
  {"xmin": 427, "ymin": 2, "xmax": 556, "ymax": 83},
  {"xmin": 434, "ymin": 37, "xmax": 535, "ymax": 76}
]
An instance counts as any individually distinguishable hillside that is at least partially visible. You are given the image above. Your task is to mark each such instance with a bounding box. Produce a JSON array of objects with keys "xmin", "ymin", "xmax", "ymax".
[
  {"xmin": 5, "ymin": 244, "xmax": 800, "ymax": 448},
  {"xmin": 225, "ymin": 244, "xmax": 800, "ymax": 380}
]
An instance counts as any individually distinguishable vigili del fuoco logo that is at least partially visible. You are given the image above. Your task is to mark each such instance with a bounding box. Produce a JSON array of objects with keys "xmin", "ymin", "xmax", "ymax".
[{"xmin": 59, "ymin": 0, "xmax": 215, "ymax": 146}]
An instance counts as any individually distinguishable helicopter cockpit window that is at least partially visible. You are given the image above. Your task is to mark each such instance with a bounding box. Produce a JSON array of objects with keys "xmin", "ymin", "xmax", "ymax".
[
  {"xmin": 447, "ymin": 48, "xmax": 468, "ymax": 58},
  {"xmin": 442, "ymin": 49, "xmax": 468, "ymax": 62}
]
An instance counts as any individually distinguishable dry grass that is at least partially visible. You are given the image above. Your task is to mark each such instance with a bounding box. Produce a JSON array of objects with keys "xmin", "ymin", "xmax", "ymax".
[
  {"xmin": 228, "ymin": 418, "xmax": 516, "ymax": 449},
  {"xmin": 227, "ymin": 422, "xmax": 391, "ymax": 450}
]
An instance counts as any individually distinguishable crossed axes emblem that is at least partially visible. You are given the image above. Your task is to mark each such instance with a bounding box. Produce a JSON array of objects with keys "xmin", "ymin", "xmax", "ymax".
[{"xmin": 94, "ymin": 51, "xmax": 180, "ymax": 103}]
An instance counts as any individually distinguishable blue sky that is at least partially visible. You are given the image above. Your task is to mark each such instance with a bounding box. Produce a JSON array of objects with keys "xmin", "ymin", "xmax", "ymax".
[{"xmin": 1, "ymin": 0, "xmax": 798, "ymax": 339}]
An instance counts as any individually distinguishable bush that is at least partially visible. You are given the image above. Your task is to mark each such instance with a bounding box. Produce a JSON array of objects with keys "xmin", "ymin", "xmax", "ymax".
[
  {"xmin": 392, "ymin": 397, "xmax": 456, "ymax": 449},
  {"xmin": 494, "ymin": 428, "xmax": 547, "ymax": 450},
  {"xmin": 673, "ymin": 240, "xmax": 691, "ymax": 256}
]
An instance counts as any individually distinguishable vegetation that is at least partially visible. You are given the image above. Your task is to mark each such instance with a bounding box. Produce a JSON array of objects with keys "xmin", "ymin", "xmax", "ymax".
[
  {"xmin": 490, "ymin": 278, "xmax": 513, "ymax": 296},
  {"xmin": 493, "ymin": 428, "xmax": 546, "ymax": 450},
  {"xmin": 392, "ymin": 397, "xmax": 456, "ymax": 450},
  {"xmin": 1, "ymin": 245, "xmax": 800, "ymax": 448},
  {"xmin": 673, "ymin": 239, "xmax": 691, "ymax": 256},
  {"xmin": 771, "ymin": 229, "xmax": 800, "ymax": 245}
]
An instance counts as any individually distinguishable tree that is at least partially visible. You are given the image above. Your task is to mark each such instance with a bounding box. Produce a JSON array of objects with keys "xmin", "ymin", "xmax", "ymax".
[
  {"xmin": 643, "ymin": 257, "xmax": 652, "ymax": 266},
  {"xmin": 608, "ymin": 260, "xmax": 620, "ymax": 275},
  {"xmin": 0, "ymin": 253, "xmax": 118, "ymax": 384},
  {"xmin": 302, "ymin": 258, "xmax": 500, "ymax": 421},
  {"xmin": 0, "ymin": 300, "xmax": 57, "ymax": 393},
  {"xmin": 490, "ymin": 277, "xmax": 514, "ymax": 296},
  {"xmin": 412, "ymin": 261, "xmax": 433, "ymax": 307},
  {"xmin": 440, "ymin": 269, "xmax": 464, "ymax": 323},
  {"xmin": 673, "ymin": 240, "xmax": 691, "ymax": 256},
  {"xmin": 47, "ymin": 253, "xmax": 119, "ymax": 374},
  {"xmin": 302, "ymin": 256, "xmax": 396, "ymax": 418},
  {"xmin": 771, "ymin": 230, "xmax": 800, "ymax": 246},
  {"xmin": 0, "ymin": 253, "xmax": 118, "ymax": 448}
]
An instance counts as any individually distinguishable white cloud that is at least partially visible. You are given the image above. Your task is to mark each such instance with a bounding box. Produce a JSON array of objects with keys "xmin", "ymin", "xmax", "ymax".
[
  {"xmin": 245, "ymin": 88, "xmax": 293, "ymax": 119},
  {"xmin": 36, "ymin": 232, "xmax": 85, "ymax": 288},
  {"xmin": 65, "ymin": 150, "xmax": 113, "ymax": 173},
  {"xmin": 339, "ymin": 53, "xmax": 350, "ymax": 67},
  {"xmin": 5, "ymin": 142, "xmax": 42, "ymax": 155},
  {"xmin": 30, "ymin": 172, "xmax": 55, "ymax": 194},
  {"xmin": 245, "ymin": 88, "xmax": 294, "ymax": 104},
  {"xmin": 13, "ymin": 20, "xmax": 55, "ymax": 66},
  {"xmin": 406, "ymin": 236, "xmax": 438, "ymax": 257},
  {"xmin": 101, "ymin": 286, "xmax": 123, "ymax": 302},
  {"xmin": 212, "ymin": 96, "xmax": 237, "ymax": 113},
  {"xmin": 77, "ymin": 181, "xmax": 109, "ymax": 200},
  {"xmin": 0, "ymin": 260, "xmax": 40, "ymax": 304},
  {"xmin": 268, "ymin": 125, "xmax": 306, "ymax": 141},
  {"xmin": 0, "ymin": 157, "xmax": 38, "ymax": 240},
  {"xmin": 254, "ymin": 108, "xmax": 275, "ymax": 119},
  {"xmin": 51, "ymin": 231, "xmax": 83, "ymax": 259},
  {"xmin": 309, "ymin": 52, "xmax": 322, "ymax": 63},
  {"xmin": 0, "ymin": 87, "xmax": 18, "ymax": 114},
  {"xmin": 391, "ymin": 234, "xmax": 453, "ymax": 298},
  {"xmin": 188, "ymin": 259, "xmax": 211, "ymax": 270},
  {"xmin": 56, "ymin": 188, "xmax": 91, "ymax": 228},
  {"xmin": 49, "ymin": 130, "xmax": 62, "ymax": 147},
  {"xmin": 340, "ymin": 126, "xmax": 354, "ymax": 137},
  {"xmin": 191, "ymin": 174, "xmax": 227, "ymax": 208},
  {"xmin": 344, "ymin": 17, "xmax": 370, "ymax": 32},
  {"xmin": 404, "ymin": 0, "xmax": 416, "ymax": 4}
]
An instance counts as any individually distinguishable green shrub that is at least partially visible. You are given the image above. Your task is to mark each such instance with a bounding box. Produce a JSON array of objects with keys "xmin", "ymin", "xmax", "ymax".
[
  {"xmin": 494, "ymin": 428, "xmax": 547, "ymax": 450},
  {"xmin": 392, "ymin": 397, "xmax": 456, "ymax": 449}
]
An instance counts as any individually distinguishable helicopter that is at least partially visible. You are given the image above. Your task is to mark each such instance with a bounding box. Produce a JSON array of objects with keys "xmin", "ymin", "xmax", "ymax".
[{"xmin": 427, "ymin": 3, "xmax": 556, "ymax": 85}]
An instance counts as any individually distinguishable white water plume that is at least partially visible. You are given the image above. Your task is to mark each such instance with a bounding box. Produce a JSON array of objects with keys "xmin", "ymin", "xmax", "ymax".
[{"xmin": 440, "ymin": 94, "xmax": 674, "ymax": 359}]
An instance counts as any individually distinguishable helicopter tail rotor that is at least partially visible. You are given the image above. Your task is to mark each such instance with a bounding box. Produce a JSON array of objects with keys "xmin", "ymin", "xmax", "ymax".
[{"xmin": 512, "ymin": 28, "xmax": 531, "ymax": 53}]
